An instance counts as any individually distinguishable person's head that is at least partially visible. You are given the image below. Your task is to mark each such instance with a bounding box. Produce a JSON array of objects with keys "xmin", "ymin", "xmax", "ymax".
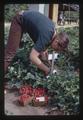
[{"xmin": 51, "ymin": 32, "xmax": 69, "ymax": 52}]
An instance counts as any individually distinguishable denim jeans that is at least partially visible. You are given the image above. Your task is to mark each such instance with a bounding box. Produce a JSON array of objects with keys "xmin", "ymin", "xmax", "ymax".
[{"xmin": 4, "ymin": 13, "xmax": 23, "ymax": 73}]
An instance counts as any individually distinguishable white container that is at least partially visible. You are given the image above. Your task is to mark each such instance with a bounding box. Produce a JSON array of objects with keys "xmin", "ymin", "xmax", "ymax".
[{"xmin": 48, "ymin": 53, "xmax": 59, "ymax": 61}]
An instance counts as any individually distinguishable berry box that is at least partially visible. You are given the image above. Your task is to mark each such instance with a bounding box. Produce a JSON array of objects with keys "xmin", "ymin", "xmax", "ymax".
[{"xmin": 18, "ymin": 94, "xmax": 33, "ymax": 106}]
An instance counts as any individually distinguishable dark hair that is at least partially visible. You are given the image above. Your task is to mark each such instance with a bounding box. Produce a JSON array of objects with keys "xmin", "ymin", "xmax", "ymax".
[{"xmin": 56, "ymin": 32, "xmax": 69, "ymax": 49}]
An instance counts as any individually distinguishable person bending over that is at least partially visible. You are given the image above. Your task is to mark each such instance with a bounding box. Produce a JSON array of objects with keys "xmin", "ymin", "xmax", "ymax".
[{"xmin": 4, "ymin": 10, "xmax": 69, "ymax": 76}]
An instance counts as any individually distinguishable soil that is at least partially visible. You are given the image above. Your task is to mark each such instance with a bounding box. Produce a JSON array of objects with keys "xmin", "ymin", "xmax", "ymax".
[
  {"xmin": 4, "ymin": 89, "xmax": 64, "ymax": 116},
  {"xmin": 4, "ymin": 89, "xmax": 47, "ymax": 116}
]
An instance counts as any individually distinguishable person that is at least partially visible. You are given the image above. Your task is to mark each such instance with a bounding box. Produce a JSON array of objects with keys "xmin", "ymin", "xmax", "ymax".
[{"xmin": 4, "ymin": 10, "xmax": 69, "ymax": 76}]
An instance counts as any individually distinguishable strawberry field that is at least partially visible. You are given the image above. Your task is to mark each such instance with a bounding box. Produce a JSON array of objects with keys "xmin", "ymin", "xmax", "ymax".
[{"xmin": 4, "ymin": 26, "xmax": 79, "ymax": 115}]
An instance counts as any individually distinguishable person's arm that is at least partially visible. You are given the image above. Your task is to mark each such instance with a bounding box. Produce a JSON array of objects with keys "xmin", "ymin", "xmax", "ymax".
[
  {"xmin": 30, "ymin": 48, "xmax": 50, "ymax": 75},
  {"xmin": 40, "ymin": 49, "xmax": 48, "ymax": 61}
]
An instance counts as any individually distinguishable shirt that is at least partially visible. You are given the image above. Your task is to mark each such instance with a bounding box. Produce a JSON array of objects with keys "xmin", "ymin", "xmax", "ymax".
[{"xmin": 21, "ymin": 11, "xmax": 56, "ymax": 52}]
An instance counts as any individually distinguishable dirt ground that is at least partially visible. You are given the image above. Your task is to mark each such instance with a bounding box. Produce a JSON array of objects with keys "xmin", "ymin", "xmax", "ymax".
[
  {"xmin": 4, "ymin": 89, "xmax": 64, "ymax": 116},
  {"xmin": 4, "ymin": 89, "xmax": 48, "ymax": 116}
]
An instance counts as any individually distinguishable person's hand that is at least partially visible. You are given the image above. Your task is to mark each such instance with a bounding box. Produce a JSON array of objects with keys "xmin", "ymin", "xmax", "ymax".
[{"xmin": 46, "ymin": 69, "xmax": 57, "ymax": 79}]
